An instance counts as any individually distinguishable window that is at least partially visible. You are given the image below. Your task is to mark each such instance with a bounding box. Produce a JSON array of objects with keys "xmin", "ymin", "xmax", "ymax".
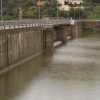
[{"xmin": 64, "ymin": 1, "xmax": 69, "ymax": 5}]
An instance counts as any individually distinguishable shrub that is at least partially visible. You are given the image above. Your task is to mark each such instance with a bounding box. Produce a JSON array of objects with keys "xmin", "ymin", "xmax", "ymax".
[{"xmin": 3, "ymin": 15, "xmax": 12, "ymax": 20}]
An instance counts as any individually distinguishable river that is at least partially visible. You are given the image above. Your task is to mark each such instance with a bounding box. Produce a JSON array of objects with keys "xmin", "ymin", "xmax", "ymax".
[{"xmin": 0, "ymin": 33, "xmax": 100, "ymax": 100}]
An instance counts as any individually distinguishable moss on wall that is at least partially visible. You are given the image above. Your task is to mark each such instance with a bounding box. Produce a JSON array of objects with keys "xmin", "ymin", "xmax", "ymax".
[{"xmin": 93, "ymin": 28, "xmax": 100, "ymax": 34}]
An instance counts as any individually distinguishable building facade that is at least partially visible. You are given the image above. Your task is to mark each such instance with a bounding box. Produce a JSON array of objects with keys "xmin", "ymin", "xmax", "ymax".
[{"xmin": 58, "ymin": 0, "xmax": 83, "ymax": 11}]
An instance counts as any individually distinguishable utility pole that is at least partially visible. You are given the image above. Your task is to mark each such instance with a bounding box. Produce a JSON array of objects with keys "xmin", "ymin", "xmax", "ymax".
[
  {"xmin": 1, "ymin": 0, "xmax": 2, "ymax": 21},
  {"xmin": 57, "ymin": 0, "xmax": 58, "ymax": 20},
  {"xmin": 39, "ymin": 0, "xmax": 40, "ymax": 20},
  {"xmin": 79, "ymin": 6, "xmax": 80, "ymax": 19},
  {"xmin": 74, "ymin": 8, "xmax": 75, "ymax": 20},
  {"xmin": 74, "ymin": 1, "xmax": 75, "ymax": 20}
]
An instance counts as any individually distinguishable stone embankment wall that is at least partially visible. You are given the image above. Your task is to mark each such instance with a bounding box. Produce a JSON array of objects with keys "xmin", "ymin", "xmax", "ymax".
[{"xmin": 0, "ymin": 26, "xmax": 43, "ymax": 70}]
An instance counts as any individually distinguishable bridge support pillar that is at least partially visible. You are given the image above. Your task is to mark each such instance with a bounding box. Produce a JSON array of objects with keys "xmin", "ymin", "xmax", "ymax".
[
  {"xmin": 70, "ymin": 25, "xmax": 78, "ymax": 38},
  {"xmin": 77, "ymin": 22, "xmax": 83, "ymax": 36},
  {"xmin": 54, "ymin": 26, "xmax": 69, "ymax": 42},
  {"xmin": 43, "ymin": 29, "xmax": 54, "ymax": 51}
]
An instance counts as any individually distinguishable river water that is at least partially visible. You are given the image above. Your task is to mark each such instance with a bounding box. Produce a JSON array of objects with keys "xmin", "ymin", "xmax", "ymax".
[{"xmin": 0, "ymin": 33, "xmax": 100, "ymax": 100}]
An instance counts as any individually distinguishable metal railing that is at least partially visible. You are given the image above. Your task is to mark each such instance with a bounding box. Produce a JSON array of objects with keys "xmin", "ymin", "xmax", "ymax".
[{"xmin": 0, "ymin": 19, "xmax": 71, "ymax": 30}]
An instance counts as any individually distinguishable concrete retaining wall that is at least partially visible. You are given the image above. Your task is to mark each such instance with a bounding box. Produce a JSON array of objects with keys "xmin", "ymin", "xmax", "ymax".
[
  {"xmin": 0, "ymin": 26, "xmax": 43, "ymax": 69},
  {"xmin": 0, "ymin": 31, "xmax": 7, "ymax": 68},
  {"xmin": 70, "ymin": 25, "xmax": 78, "ymax": 38},
  {"xmin": 83, "ymin": 21, "xmax": 100, "ymax": 28},
  {"xmin": 82, "ymin": 21, "xmax": 100, "ymax": 34},
  {"xmin": 77, "ymin": 22, "xmax": 83, "ymax": 36},
  {"xmin": 54, "ymin": 26, "xmax": 70, "ymax": 42}
]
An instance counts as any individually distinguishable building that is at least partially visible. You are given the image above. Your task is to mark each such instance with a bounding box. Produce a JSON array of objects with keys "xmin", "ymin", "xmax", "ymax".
[{"xmin": 58, "ymin": 0, "xmax": 83, "ymax": 11}]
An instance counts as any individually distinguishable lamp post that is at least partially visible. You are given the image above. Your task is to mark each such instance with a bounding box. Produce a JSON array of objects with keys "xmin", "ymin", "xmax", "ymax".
[
  {"xmin": 81, "ymin": 5, "xmax": 83, "ymax": 20},
  {"xmin": 39, "ymin": 0, "xmax": 40, "ymax": 20},
  {"xmin": 1, "ymin": 0, "xmax": 2, "ymax": 21},
  {"xmin": 57, "ymin": 0, "xmax": 58, "ymax": 20},
  {"xmin": 67, "ymin": 12, "xmax": 68, "ymax": 19},
  {"xmin": 57, "ymin": 0, "xmax": 62, "ymax": 20},
  {"xmin": 74, "ymin": 1, "xmax": 75, "ymax": 20},
  {"xmin": 79, "ymin": 7, "xmax": 80, "ymax": 19},
  {"xmin": 74, "ymin": 8, "xmax": 75, "ymax": 20},
  {"xmin": 79, "ymin": 2, "xmax": 83, "ymax": 19}
]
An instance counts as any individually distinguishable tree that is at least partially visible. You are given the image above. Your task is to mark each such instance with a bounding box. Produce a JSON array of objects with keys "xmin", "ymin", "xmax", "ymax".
[
  {"xmin": 25, "ymin": 0, "xmax": 35, "ymax": 7},
  {"xmin": 69, "ymin": 8, "xmax": 74, "ymax": 18},
  {"xmin": 8, "ymin": 1, "xmax": 16, "ymax": 8}
]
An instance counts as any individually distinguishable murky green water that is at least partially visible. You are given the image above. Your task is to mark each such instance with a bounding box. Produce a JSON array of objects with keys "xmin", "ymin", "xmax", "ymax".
[{"xmin": 0, "ymin": 33, "xmax": 100, "ymax": 100}]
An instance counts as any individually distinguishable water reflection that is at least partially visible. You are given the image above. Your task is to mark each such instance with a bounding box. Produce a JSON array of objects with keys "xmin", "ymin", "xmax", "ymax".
[{"xmin": 0, "ymin": 33, "xmax": 100, "ymax": 100}]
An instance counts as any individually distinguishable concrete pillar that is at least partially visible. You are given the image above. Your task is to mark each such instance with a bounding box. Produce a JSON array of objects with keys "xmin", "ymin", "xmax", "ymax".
[
  {"xmin": 70, "ymin": 25, "xmax": 78, "ymax": 38},
  {"xmin": 53, "ymin": 30, "xmax": 56, "ymax": 42},
  {"xmin": 62, "ymin": 26, "xmax": 68, "ymax": 42},
  {"xmin": 77, "ymin": 22, "xmax": 83, "ymax": 36},
  {"xmin": 67, "ymin": 26, "xmax": 70, "ymax": 36},
  {"xmin": 43, "ymin": 29, "xmax": 54, "ymax": 51},
  {"xmin": 54, "ymin": 26, "xmax": 69, "ymax": 42}
]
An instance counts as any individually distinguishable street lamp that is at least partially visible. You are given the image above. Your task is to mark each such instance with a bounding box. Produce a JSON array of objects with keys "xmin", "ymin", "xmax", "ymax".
[
  {"xmin": 1, "ymin": 0, "xmax": 2, "ymax": 21},
  {"xmin": 39, "ymin": 0, "xmax": 40, "ymax": 20},
  {"xmin": 74, "ymin": 8, "xmax": 75, "ymax": 20},
  {"xmin": 74, "ymin": 1, "xmax": 76, "ymax": 20},
  {"xmin": 74, "ymin": 8, "xmax": 75, "ymax": 19},
  {"xmin": 79, "ymin": 7, "xmax": 80, "ymax": 19},
  {"xmin": 79, "ymin": 3, "xmax": 83, "ymax": 19},
  {"xmin": 56, "ymin": 0, "xmax": 62, "ymax": 20},
  {"xmin": 57, "ymin": 0, "xmax": 58, "ymax": 20}
]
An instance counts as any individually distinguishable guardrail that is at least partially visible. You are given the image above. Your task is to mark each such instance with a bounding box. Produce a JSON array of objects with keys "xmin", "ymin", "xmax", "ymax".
[
  {"xmin": 0, "ymin": 19, "xmax": 70, "ymax": 30},
  {"xmin": 0, "ymin": 20, "xmax": 43, "ymax": 30}
]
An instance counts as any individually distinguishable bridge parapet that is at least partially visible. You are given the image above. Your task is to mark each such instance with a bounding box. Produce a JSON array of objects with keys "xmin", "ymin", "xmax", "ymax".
[{"xmin": 0, "ymin": 19, "xmax": 71, "ymax": 30}]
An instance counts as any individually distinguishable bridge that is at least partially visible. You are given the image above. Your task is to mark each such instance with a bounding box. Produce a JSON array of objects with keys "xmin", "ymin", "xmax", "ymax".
[
  {"xmin": 0, "ymin": 19, "xmax": 99, "ymax": 29},
  {"xmin": 0, "ymin": 19, "xmax": 80, "ymax": 52},
  {"xmin": 0, "ymin": 18, "xmax": 70, "ymax": 29},
  {"xmin": 0, "ymin": 18, "xmax": 100, "ymax": 73}
]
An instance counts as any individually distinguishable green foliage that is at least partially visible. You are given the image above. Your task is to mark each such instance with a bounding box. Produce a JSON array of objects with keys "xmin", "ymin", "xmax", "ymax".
[
  {"xmin": 1, "ymin": 0, "xmax": 100, "ymax": 20},
  {"xmin": 24, "ymin": 10, "xmax": 33, "ymax": 17},
  {"xmin": 3, "ymin": 15, "xmax": 12, "ymax": 20},
  {"xmin": 93, "ymin": 28, "xmax": 100, "ymax": 34},
  {"xmin": 69, "ymin": 2, "xmax": 74, "ymax": 7},
  {"xmin": 83, "ymin": 0, "xmax": 100, "ymax": 5},
  {"xmin": 8, "ymin": 1, "xmax": 16, "ymax": 8},
  {"xmin": 69, "ymin": 8, "xmax": 74, "ymax": 18},
  {"xmin": 0, "ymin": 0, "xmax": 87, "ymax": 19},
  {"xmin": 25, "ymin": 0, "xmax": 35, "ymax": 7},
  {"xmin": 86, "ymin": 7, "xmax": 100, "ymax": 19},
  {"xmin": 83, "ymin": 0, "xmax": 100, "ymax": 19},
  {"xmin": 1, "ymin": 0, "xmax": 59, "ymax": 19},
  {"xmin": 69, "ymin": 8, "xmax": 86, "ymax": 19}
]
